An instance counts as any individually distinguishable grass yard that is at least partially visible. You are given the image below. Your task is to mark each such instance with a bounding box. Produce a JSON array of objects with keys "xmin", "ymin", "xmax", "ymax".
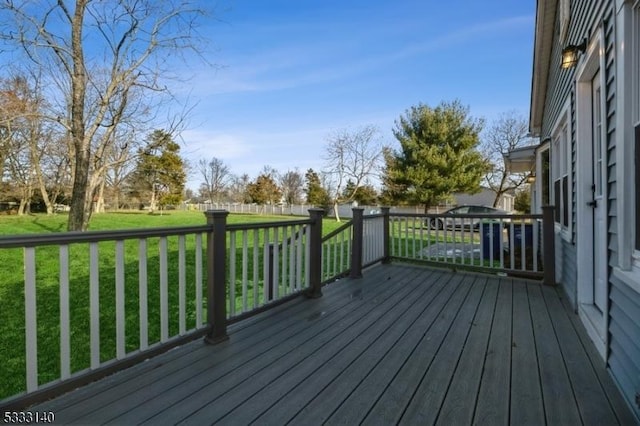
[{"xmin": 0, "ymin": 211, "xmax": 346, "ymax": 400}]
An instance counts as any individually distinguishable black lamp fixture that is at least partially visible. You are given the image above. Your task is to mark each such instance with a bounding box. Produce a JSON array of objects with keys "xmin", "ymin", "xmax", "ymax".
[{"xmin": 561, "ymin": 38, "xmax": 587, "ymax": 69}]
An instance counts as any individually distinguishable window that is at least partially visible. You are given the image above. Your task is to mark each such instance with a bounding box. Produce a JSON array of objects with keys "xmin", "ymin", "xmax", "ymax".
[
  {"xmin": 553, "ymin": 119, "xmax": 571, "ymax": 232},
  {"xmin": 541, "ymin": 148, "xmax": 550, "ymax": 206}
]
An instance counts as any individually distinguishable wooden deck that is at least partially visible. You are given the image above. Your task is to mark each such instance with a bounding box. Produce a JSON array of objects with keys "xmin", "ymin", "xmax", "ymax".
[{"xmin": 32, "ymin": 263, "xmax": 637, "ymax": 425}]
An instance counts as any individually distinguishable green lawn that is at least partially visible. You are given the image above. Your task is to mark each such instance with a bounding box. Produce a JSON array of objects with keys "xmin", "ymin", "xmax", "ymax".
[{"xmin": 0, "ymin": 211, "xmax": 346, "ymax": 400}]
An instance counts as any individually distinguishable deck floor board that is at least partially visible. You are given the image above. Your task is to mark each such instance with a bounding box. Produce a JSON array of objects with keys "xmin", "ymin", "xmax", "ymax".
[{"xmin": 28, "ymin": 263, "xmax": 636, "ymax": 425}]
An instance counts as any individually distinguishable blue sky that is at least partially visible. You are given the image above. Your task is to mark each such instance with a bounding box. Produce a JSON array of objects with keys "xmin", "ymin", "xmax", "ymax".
[{"xmin": 179, "ymin": 0, "xmax": 535, "ymax": 189}]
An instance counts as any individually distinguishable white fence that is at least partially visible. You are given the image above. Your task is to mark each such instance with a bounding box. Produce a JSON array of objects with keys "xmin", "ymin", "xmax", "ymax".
[{"xmin": 185, "ymin": 203, "xmax": 451, "ymax": 219}]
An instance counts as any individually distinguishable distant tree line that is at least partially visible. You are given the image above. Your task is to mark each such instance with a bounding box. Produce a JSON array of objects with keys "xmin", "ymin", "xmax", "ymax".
[{"xmin": 1, "ymin": 70, "xmax": 535, "ymax": 224}]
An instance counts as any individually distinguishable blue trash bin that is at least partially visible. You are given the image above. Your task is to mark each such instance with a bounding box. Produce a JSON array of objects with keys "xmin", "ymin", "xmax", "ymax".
[
  {"xmin": 481, "ymin": 222, "xmax": 502, "ymax": 258},
  {"xmin": 509, "ymin": 223, "xmax": 534, "ymax": 249}
]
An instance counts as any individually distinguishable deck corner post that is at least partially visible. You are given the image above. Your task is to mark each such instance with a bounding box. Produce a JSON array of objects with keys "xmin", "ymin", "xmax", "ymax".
[
  {"xmin": 307, "ymin": 208, "xmax": 325, "ymax": 298},
  {"xmin": 542, "ymin": 205, "xmax": 556, "ymax": 286},
  {"xmin": 204, "ymin": 210, "xmax": 230, "ymax": 344},
  {"xmin": 381, "ymin": 207, "xmax": 391, "ymax": 263},
  {"xmin": 350, "ymin": 208, "xmax": 364, "ymax": 279}
]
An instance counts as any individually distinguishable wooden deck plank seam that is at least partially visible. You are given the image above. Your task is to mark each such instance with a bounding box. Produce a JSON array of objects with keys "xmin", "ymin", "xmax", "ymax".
[
  {"xmin": 182, "ymin": 269, "xmax": 446, "ymax": 424},
  {"xmin": 50, "ymin": 264, "xmax": 423, "ymax": 423},
  {"xmin": 360, "ymin": 273, "xmax": 476, "ymax": 423},
  {"xmin": 461, "ymin": 277, "xmax": 501, "ymax": 426},
  {"xmin": 540, "ymin": 285, "xmax": 626, "ymax": 424},
  {"xmin": 243, "ymin": 268, "xmax": 454, "ymax": 424},
  {"xmin": 321, "ymin": 271, "xmax": 470, "ymax": 424},
  {"xmin": 398, "ymin": 275, "xmax": 488, "ymax": 424},
  {"xmin": 471, "ymin": 277, "xmax": 514, "ymax": 425},
  {"xmin": 558, "ymin": 291, "xmax": 639, "ymax": 425},
  {"xmin": 526, "ymin": 281, "xmax": 550, "ymax": 425},
  {"xmin": 539, "ymin": 283, "xmax": 588, "ymax": 425},
  {"xmin": 109, "ymin": 268, "xmax": 432, "ymax": 424},
  {"xmin": 24, "ymin": 265, "xmax": 637, "ymax": 426},
  {"xmin": 528, "ymin": 283, "xmax": 583, "ymax": 424},
  {"xmin": 300, "ymin": 273, "xmax": 458, "ymax": 423},
  {"xmin": 510, "ymin": 279, "xmax": 548, "ymax": 424},
  {"xmin": 268, "ymin": 268, "xmax": 462, "ymax": 424},
  {"xmin": 139, "ymin": 267, "xmax": 440, "ymax": 424},
  {"xmin": 432, "ymin": 276, "xmax": 499, "ymax": 426}
]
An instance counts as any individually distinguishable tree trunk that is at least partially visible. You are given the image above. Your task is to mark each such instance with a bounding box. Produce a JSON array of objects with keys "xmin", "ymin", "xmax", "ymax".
[
  {"xmin": 113, "ymin": 190, "xmax": 120, "ymax": 211},
  {"xmin": 68, "ymin": 149, "xmax": 90, "ymax": 230},
  {"xmin": 18, "ymin": 187, "xmax": 33, "ymax": 215},
  {"xmin": 333, "ymin": 201, "xmax": 341, "ymax": 222},
  {"xmin": 34, "ymin": 163, "xmax": 53, "ymax": 215},
  {"xmin": 94, "ymin": 179, "xmax": 106, "ymax": 213},
  {"xmin": 67, "ymin": 1, "xmax": 89, "ymax": 231},
  {"xmin": 149, "ymin": 189, "xmax": 157, "ymax": 213}
]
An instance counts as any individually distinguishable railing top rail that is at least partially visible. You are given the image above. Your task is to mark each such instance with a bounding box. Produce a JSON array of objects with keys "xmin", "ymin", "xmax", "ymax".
[
  {"xmin": 227, "ymin": 218, "xmax": 312, "ymax": 232},
  {"xmin": 363, "ymin": 213, "xmax": 384, "ymax": 219},
  {"xmin": 322, "ymin": 220, "xmax": 353, "ymax": 242},
  {"xmin": 389, "ymin": 212, "xmax": 543, "ymax": 220},
  {"xmin": 0, "ymin": 225, "xmax": 211, "ymax": 249}
]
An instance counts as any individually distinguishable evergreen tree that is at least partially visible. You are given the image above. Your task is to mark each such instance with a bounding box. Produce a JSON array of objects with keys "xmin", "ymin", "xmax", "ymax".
[
  {"xmin": 247, "ymin": 173, "xmax": 282, "ymax": 205},
  {"xmin": 129, "ymin": 130, "xmax": 186, "ymax": 212},
  {"xmin": 304, "ymin": 168, "xmax": 330, "ymax": 207},
  {"xmin": 342, "ymin": 180, "xmax": 378, "ymax": 205},
  {"xmin": 383, "ymin": 100, "xmax": 488, "ymax": 212}
]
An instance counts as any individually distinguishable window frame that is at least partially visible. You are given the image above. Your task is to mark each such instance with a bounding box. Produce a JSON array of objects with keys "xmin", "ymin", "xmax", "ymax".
[{"xmin": 551, "ymin": 100, "xmax": 572, "ymax": 241}]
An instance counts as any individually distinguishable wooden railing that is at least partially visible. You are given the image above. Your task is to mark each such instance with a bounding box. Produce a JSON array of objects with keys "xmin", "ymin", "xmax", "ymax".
[
  {"xmin": 0, "ymin": 206, "xmax": 555, "ymax": 410},
  {"xmin": 386, "ymin": 206, "xmax": 556, "ymax": 280},
  {"xmin": 321, "ymin": 220, "xmax": 352, "ymax": 283},
  {"xmin": 0, "ymin": 225, "xmax": 211, "ymax": 406},
  {"xmin": 0, "ymin": 210, "xmax": 321, "ymax": 409}
]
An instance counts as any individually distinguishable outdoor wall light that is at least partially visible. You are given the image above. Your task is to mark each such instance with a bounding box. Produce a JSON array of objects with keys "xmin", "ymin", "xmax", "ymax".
[
  {"xmin": 561, "ymin": 38, "xmax": 587, "ymax": 69},
  {"xmin": 526, "ymin": 173, "xmax": 536, "ymax": 184}
]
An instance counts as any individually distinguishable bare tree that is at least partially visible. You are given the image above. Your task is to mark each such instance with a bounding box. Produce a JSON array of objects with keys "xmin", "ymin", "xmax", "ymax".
[
  {"xmin": 198, "ymin": 157, "xmax": 231, "ymax": 204},
  {"xmin": 103, "ymin": 130, "xmax": 136, "ymax": 210},
  {"xmin": 0, "ymin": 1, "xmax": 210, "ymax": 230},
  {"xmin": 481, "ymin": 111, "xmax": 537, "ymax": 207},
  {"xmin": 228, "ymin": 173, "xmax": 251, "ymax": 204},
  {"xmin": 279, "ymin": 169, "xmax": 304, "ymax": 205},
  {"xmin": 323, "ymin": 125, "xmax": 383, "ymax": 221},
  {"xmin": 0, "ymin": 74, "xmax": 58, "ymax": 214}
]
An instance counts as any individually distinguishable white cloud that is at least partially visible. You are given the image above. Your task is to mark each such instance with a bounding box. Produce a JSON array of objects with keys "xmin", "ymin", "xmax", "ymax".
[{"xmin": 180, "ymin": 129, "xmax": 252, "ymax": 160}]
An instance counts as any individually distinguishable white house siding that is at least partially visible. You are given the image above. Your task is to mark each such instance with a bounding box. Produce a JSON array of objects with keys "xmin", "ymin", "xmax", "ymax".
[{"xmin": 535, "ymin": 0, "xmax": 639, "ymax": 419}]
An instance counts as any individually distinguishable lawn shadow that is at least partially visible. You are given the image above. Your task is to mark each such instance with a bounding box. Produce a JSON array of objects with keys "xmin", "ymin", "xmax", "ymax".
[{"xmin": 31, "ymin": 215, "xmax": 67, "ymax": 233}]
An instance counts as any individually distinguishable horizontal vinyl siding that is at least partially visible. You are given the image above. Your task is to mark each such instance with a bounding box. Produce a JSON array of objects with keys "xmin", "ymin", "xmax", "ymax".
[
  {"xmin": 559, "ymin": 238, "xmax": 577, "ymax": 309},
  {"xmin": 600, "ymin": 3, "xmax": 640, "ymax": 420},
  {"xmin": 540, "ymin": 0, "xmax": 606, "ymax": 137},
  {"xmin": 542, "ymin": 0, "xmax": 607, "ymax": 296},
  {"xmin": 541, "ymin": 0, "xmax": 640, "ymax": 419},
  {"xmin": 604, "ymin": 4, "xmax": 618, "ymax": 271},
  {"xmin": 609, "ymin": 275, "xmax": 640, "ymax": 420}
]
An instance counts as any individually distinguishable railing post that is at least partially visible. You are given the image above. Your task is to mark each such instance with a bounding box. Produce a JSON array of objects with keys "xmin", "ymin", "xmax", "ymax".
[
  {"xmin": 381, "ymin": 207, "xmax": 391, "ymax": 263},
  {"xmin": 350, "ymin": 208, "xmax": 364, "ymax": 279},
  {"xmin": 542, "ymin": 205, "xmax": 556, "ymax": 286},
  {"xmin": 307, "ymin": 208, "xmax": 324, "ymax": 298},
  {"xmin": 204, "ymin": 210, "xmax": 229, "ymax": 344}
]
